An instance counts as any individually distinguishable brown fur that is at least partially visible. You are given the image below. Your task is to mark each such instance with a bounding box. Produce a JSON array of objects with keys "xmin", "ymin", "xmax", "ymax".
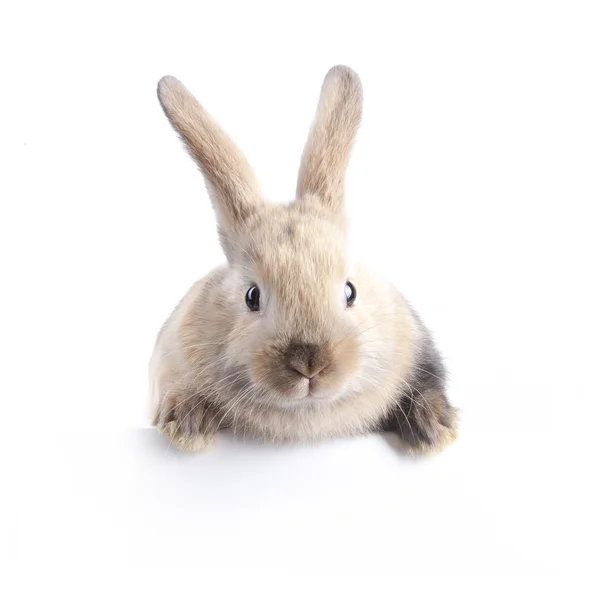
[
  {"xmin": 149, "ymin": 66, "xmax": 458, "ymax": 454},
  {"xmin": 296, "ymin": 66, "xmax": 363, "ymax": 212}
]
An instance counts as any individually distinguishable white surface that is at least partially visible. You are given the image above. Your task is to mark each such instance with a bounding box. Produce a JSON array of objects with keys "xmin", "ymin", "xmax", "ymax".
[{"xmin": 2, "ymin": 0, "xmax": 599, "ymax": 596}]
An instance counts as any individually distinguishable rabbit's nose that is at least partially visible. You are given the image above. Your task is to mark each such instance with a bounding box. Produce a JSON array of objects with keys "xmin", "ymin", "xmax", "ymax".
[{"xmin": 285, "ymin": 343, "xmax": 330, "ymax": 379}]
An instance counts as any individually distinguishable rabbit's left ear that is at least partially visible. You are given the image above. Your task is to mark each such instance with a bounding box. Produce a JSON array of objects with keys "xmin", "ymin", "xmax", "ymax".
[{"xmin": 295, "ymin": 66, "xmax": 363, "ymax": 214}]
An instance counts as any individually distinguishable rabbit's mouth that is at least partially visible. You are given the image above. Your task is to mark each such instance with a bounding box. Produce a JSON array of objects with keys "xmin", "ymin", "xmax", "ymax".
[
  {"xmin": 263, "ymin": 365, "xmax": 353, "ymax": 407},
  {"xmin": 249, "ymin": 337, "xmax": 359, "ymax": 405},
  {"xmin": 274, "ymin": 384, "xmax": 347, "ymax": 408},
  {"xmin": 306, "ymin": 374, "xmax": 343, "ymax": 400},
  {"xmin": 289, "ymin": 360, "xmax": 334, "ymax": 399}
]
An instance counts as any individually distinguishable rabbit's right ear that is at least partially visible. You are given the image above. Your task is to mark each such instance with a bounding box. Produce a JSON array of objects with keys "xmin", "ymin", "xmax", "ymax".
[
  {"xmin": 296, "ymin": 66, "xmax": 363, "ymax": 215},
  {"xmin": 157, "ymin": 76, "xmax": 263, "ymax": 239}
]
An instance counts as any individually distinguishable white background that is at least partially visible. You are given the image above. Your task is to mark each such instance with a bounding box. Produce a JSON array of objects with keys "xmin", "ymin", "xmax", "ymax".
[{"xmin": 2, "ymin": 0, "xmax": 599, "ymax": 597}]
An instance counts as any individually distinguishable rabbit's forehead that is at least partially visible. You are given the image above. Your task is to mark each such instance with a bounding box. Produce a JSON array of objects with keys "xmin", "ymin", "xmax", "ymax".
[{"xmin": 242, "ymin": 214, "xmax": 348, "ymax": 286}]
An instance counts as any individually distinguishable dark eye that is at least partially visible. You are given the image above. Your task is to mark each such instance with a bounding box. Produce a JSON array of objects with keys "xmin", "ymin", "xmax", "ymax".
[
  {"xmin": 245, "ymin": 285, "xmax": 260, "ymax": 311},
  {"xmin": 345, "ymin": 281, "xmax": 356, "ymax": 307}
]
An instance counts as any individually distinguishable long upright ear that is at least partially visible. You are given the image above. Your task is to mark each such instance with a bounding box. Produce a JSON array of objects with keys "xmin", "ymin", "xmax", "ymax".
[
  {"xmin": 157, "ymin": 76, "xmax": 263, "ymax": 236},
  {"xmin": 296, "ymin": 66, "xmax": 363, "ymax": 213}
]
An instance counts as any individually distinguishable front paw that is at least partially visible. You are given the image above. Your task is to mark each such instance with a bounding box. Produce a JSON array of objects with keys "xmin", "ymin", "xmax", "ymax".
[
  {"xmin": 154, "ymin": 395, "xmax": 218, "ymax": 453},
  {"xmin": 382, "ymin": 388, "xmax": 458, "ymax": 456},
  {"xmin": 157, "ymin": 421, "xmax": 216, "ymax": 452}
]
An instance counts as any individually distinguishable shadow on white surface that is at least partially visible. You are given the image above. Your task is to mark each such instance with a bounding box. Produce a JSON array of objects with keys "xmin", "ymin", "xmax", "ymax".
[{"xmin": 15, "ymin": 425, "xmax": 595, "ymax": 591}]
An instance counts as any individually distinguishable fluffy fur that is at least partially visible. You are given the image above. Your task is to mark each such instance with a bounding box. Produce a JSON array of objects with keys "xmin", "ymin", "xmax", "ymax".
[{"xmin": 149, "ymin": 66, "xmax": 457, "ymax": 454}]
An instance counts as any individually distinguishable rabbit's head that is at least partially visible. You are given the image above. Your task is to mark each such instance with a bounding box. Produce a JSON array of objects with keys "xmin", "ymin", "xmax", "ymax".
[{"xmin": 158, "ymin": 67, "xmax": 404, "ymax": 408}]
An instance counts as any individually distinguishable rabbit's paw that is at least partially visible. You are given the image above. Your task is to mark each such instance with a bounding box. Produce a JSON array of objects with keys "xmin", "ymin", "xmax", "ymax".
[
  {"xmin": 158, "ymin": 420, "xmax": 216, "ymax": 452},
  {"xmin": 154, "ymin": 397, "xmax": 218, "ymax": 453},
  {"xmin": 381, "ymin": 388, "xmax": 458, "ymax": 456}
]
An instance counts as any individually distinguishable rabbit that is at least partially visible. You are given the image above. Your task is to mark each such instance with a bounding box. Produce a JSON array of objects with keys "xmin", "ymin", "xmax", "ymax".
[{"xmin": 149, "ymin": 65, "xmax": 457, "ymax": 455}]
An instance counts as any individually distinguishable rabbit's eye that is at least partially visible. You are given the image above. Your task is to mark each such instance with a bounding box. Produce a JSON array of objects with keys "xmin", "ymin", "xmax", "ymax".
[
  {"xmin": 245, "ymin": 285, "xmax": 260, "ymax": 311},
  {"xmin": 345, "ymin": 281, "xmax": 357, "ymax": 307}
]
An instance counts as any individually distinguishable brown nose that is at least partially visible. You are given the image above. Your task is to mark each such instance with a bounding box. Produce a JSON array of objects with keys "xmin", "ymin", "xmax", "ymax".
[{"xmin": 285, "ymin": 343, "xmax": 330, "ymax": 379}]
